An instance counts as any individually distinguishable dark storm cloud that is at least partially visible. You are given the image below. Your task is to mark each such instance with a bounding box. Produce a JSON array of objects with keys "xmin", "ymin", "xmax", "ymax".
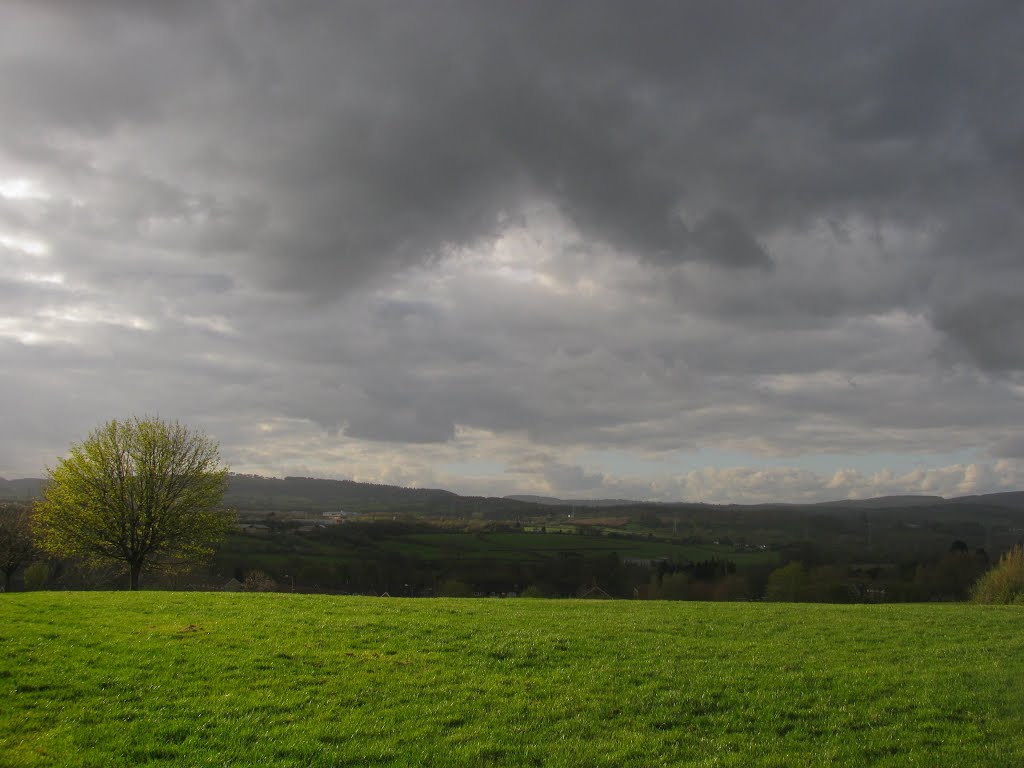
[
  {"xmin": 4, "ymin": 1, "xmax": 999, "ymax": 285},
  {"xmin": 689, "ymin": 210, "xmax": 771, "ymax": 270},
  {"xmin": 6, "ymin": 1, "xmax": 1023, "ymax": 290}
]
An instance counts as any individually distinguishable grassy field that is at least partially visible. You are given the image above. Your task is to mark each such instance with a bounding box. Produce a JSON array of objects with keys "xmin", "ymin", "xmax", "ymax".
[{"xmin": 2, "ymin": 594, "xmax": 1022, "ymax": 767}]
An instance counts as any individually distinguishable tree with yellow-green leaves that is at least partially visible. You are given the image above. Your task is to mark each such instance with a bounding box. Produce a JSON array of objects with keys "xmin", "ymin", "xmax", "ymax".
[{"xmin": 34, "ymin": 417, "xmax": 234, "ymax": 590}]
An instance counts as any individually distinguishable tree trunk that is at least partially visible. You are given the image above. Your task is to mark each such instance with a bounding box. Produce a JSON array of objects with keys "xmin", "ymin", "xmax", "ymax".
[
  {"xmin": 3, "ymin": 568, "xmax": 11, "ymax": 593},
  {"xmin": 129, "ymin": 562, "xmax": 143, "ymax": 591}
]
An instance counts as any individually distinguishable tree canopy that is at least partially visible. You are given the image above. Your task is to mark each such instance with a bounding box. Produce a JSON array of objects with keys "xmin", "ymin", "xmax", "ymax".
[{"xmin": 34, "ymin": 417, "xmax": 234, "ymax": 590}]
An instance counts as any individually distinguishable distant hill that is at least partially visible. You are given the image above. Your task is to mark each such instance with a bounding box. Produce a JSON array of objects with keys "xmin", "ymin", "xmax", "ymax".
[
  {"xmin": 812, "ymin": 495, "xmax": 945, "ymax": 510},
  {"xmin": 508, "ymin": 490, "xmax": 1024, "ymax": 515},
  {"xmin": 7, "ymin": 472, "xmax": 1024, "ymax": 518},
  {"xmin": 504, "ymin": 495, "xmax": 645, "ymax": 508},
  {"xmin": 0, "ymin": 477, "xmax": 45, "ymax": 501},
  {"xmin": 505, "ymin": 492, "xmax": 952, "ymax": 510},
  {"xmin": 945, "ymin": 491, "xmax": 1024, "ymax": 510},
  {"xmin": 224, "ymin": 474, "xmax": 459, "ymax": 513}
]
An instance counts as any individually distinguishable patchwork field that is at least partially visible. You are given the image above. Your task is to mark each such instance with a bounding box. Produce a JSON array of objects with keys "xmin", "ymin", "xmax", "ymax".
[
  {"xmin": 217, "ymin": 528, "xmax": 777, "ymax": 578},
  {"xmin": 2, "ymin": 593, "xmax": 1022, "ymax": 767},
  {"xmin": 377, "ymin": 531, "xmax": 778, "ymax": 565}
]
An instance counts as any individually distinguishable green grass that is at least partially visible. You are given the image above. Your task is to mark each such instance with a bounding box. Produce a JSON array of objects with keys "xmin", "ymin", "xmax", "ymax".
[{"xmin": 2, "ymin": 594, "xmax": 1022, "ymax": 767}]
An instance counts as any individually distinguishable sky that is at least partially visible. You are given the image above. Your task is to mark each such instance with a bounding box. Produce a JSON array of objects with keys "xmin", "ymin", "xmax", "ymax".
[{"xmin": 2, "ymin": 1, "xmax": 1024, "ymax": 504}]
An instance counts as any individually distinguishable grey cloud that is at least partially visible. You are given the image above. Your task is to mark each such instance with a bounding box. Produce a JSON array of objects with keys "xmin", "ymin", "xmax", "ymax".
[
  {"xmin": 990, "ymin": 437, "xmax": 1024, "ymax": 459},
  {"xmin": 933, "ymin": 293, "xmax": 1024, "ymax": 371},
  {"xmin": 541, "ymin": 463, "xmax": 605, "ymax": 495},
  {"xmin": 0, "ymin": 277, "xmax": 67, "ymax": 307},
  {"xmin": 340, "ymin": 368, "xmax": 544, "ymax": 445},
  {"xmin": 235, "ymin": 264, "xmax": 1007, "ymax": 457},
  {"xmin": 506, "ymin": 454, "xmax": 605, "ymax": 495},
  {"xmin": 344, "ymin": 405, "xmax": 455, "ymax": 445},
  {"xmin": 19, "ymin": 0, "xmax": 1011, "ymax": 294},
  {"xmin": 689, "ymin": 210, "xmax": 772, "ymax": 270},
  {"xmin": 4, "ymin": 2, "xmax": 1024, "ymax": 501}
]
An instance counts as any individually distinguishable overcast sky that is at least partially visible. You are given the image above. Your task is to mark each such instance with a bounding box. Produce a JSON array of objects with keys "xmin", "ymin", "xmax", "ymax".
[{"xmin": 2, "ymin": 1, "xmax": 1023, "ymax": 503}]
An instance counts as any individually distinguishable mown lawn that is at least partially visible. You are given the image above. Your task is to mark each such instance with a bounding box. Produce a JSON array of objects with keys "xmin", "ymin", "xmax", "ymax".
[{"xmin": 1, "ymin": 593, "xmax": 1022, "ymax": 767}]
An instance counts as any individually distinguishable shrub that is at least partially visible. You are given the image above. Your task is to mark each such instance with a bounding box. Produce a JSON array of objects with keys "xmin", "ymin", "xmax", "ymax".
[
  {"xmin": 243, "ymin": 570, "xmax": 277, "ymax": 592},
  {"xmin": 971, "ymin": 546, "xmax": 1024, "ymax": 604},
  {"xmin": 764, "ymin": 562, "xmax": 807, "ymax": 602},
  {"xmin": 23, "ymin": 561, "xmax": 51, "ymax": 591}
]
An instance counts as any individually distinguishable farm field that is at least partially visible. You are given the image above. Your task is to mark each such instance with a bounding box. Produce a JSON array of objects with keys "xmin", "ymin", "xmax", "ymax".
[
  {"xmin": 220, "ymin": 529, "xmax": 776, "ymax": 569},
  {"xmin": 2, "ymin": 593, "xmax": 1022, "ymax": 767},
  {"xmin": 378, "ymin": 532, "xmax": 777, "ymax": 565}
]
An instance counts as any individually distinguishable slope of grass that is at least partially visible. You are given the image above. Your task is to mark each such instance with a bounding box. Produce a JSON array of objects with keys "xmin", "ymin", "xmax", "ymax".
[{"xmin": 2, "ymin": 593, "xmax": 1022, "ymax": 767}]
